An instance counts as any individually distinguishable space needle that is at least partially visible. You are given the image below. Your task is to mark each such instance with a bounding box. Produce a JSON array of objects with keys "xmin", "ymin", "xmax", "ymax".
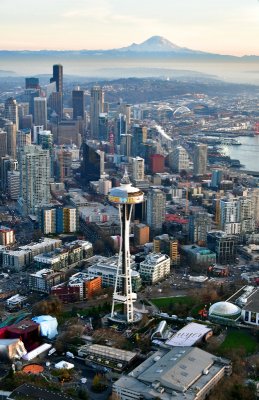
[{"xmin": 108, "ymin": 170, "xmax": 144, "ymax": 324}]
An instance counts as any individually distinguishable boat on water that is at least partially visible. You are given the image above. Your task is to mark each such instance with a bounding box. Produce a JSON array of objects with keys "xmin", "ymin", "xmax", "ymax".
[{"xmin": 221, "ymin": 138, "xmax": 241, "ymax": 145}]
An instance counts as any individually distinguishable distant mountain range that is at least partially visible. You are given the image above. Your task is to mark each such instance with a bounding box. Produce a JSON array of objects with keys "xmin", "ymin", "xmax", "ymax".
[{"xmin": 0, "ymin": 36, "xmax": 258, "ymax": 60}]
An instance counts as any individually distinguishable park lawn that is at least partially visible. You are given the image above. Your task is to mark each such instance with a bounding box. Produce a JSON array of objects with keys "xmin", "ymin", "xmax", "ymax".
[
  {"xmin": 220, "ymin": 330, "xmax": 257, "ymax": 355},
  {"xmin": 150, "ymin": 296, "xmax": 193, "ymax": 309}
]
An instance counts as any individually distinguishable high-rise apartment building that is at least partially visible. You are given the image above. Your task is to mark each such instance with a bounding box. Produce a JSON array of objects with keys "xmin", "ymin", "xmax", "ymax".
[
  {"xmin": 252, "ymin": 189, "xmax": 259, "ymax": 226},
  {"xmin": 0, "ymin": 156, "xmax": 18, "ymax": 191},
  {"xmin": 18, "ymin": 145, "xmax": 51, "ymax": 215},
  {"xmin": 132, "ymin": 157, "xmax": 145, "ymax": 181},
  {"xmin": 38, "ymin": 130, "xmax": 53, "ymax": 150},
  {"xmin": 33, "ymin": 97, "xmax": 47, "ymax": 129},
  {"xmin": 39, "ymin": 206, "xmax": 77, "ymax": 234},
  {"xmin": 193, "ymin": 144, "xmax": 207, "ymax": 176},
  {"xmin": 170, "ymin": 146, "xmax": 189, "ymax": 173},
  {"xmin": 211, "ymin": 169, "xmax": 224, "ymax": 188},
  {"xmin": 189, "ymin": 212, "xmax": 212, "ymax": 245},
  {"xmin": 72, "ymin": 87, "xmax": 85, "ymax": 120},
  {"xmin": 220, "ymin": 196, "xmax": 255, "ymax": 234},
  {"xmin": 90, "ymin": 86, "xmax": 104, "ymax": 139},
  {"xmin": 17, "ymin": 129, "xmax": 32, "ymax": 150},
  {"xmin": 146, "ymin": 188, "xmax": 166, "ymax": 234},
  {"xmin": 7, "ymin": 170, "xmax": 20, "ymax": 200}
]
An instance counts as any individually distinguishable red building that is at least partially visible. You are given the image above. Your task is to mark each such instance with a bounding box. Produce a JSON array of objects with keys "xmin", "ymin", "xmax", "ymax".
[
  {"xmin": 150, "ymin": 154, "xmax": 165, "ymax": 173},
  {"xmin": 51, "ymin": 276, "xmax": 102, "ymax": 303},
  {"xmin": 6, "ymin": 319, "xmax": 40, "ymax": 351}
]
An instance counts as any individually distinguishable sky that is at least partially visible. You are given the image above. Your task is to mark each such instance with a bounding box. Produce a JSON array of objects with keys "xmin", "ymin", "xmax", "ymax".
[{"xmin": 0, "ymin": 0, "xmax": 258, "ymax": 55}]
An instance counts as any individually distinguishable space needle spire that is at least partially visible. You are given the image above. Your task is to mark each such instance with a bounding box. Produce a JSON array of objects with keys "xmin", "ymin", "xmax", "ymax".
[{"xmin": 108, "ymin": 170, "xmax": 144, "ymax": 323}]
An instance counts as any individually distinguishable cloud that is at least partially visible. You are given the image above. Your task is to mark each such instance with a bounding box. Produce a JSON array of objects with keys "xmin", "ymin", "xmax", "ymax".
[{"xmin": 62, "ymin": 5, "xmax": 158, "ymax": 28}]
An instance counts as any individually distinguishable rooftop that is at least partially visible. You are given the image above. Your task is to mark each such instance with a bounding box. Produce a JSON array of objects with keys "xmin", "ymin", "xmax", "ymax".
[
  {"xmin": 242, "ymin": 288, "xmax": 259, "ymax": 313},
  {"xmin": 114, "ymin": 347, "xmax": 230, "ymax": 400}
]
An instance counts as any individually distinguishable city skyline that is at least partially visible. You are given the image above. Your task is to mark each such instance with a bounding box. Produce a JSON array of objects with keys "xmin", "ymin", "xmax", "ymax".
[{"xmin": 0, "ymin": 0, "xmax": 258, "ymax": 56}]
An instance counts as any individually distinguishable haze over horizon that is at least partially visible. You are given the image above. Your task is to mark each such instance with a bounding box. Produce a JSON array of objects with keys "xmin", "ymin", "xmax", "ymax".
[{"xmin": 0, "ymin": 0, "xmax": 259, "ymax": 56}]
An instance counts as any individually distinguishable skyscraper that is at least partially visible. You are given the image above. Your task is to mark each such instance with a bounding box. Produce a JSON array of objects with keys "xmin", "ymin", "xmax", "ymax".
[
  {"xmin": 48, "ymin": 91, "xmax": 63, "ymax": 118},
  {"xmin": 81, "ymin": 142, "xmax": 104, "ymax": 184},
  {"xmin": 90, "ymin": 86, "xmax": 104, "ymax": 139},
  {"xmin": 25, "ymin": 77, "xmax": 40, "ymax": 90},
  {"xmin": 72, "ymin": 87, "xmax": 85, "ymax": 120},
  {"xmin": 34, "ymin": 97, "xmax": 47, "ymax": 129},
  {"xmin": 193, "ymin": 144, "xmax": 208, "ymax": 176},
  {"xmin": 4, "ymin": 121, "xmax": 16, "ymax": 159},
  {"xmin": 0, "ymin": 130, "xmax": 7, "ymax": 157},
  {"xmin": 18, "ymin": 145, "xmax": 51, "ymax": 215},
  {"xmin": 50, "ymin": 64, "xmax": 63, "ymax": 93},
  {"xmin": 115, "ymin": 114, "xmax": 127, "ymax": 145},
  {"xmin": 132, "ymin": 124, "xmax": 147, "ymax": 157},
  {"xmin": 98, "ymin": 113, "xmax": 108, "ymax": 141},
  {"xmin": 49, "ymin": 64, "xmax": 63, "ymax": 118},
  {"xmin": 4, "ymin": 98, "xmax": 19, "ymax": 130},
  {"xmin": 146, "ymin": 188, "xmax": 166, "ymax": 234}
]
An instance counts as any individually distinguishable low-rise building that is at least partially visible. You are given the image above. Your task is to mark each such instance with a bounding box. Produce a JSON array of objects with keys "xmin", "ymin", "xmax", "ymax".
[
  {"xmin": 181, "ymin": 245, "xmax": 216, "ymax": 269},
  {"xmin": 6, "ymin": 294, "xmax": 27, "ymax": 311},
  {"xmin": 1, "ymin": 238, "xmax": 61, "ymax": 270},
  {"xmin": 239, "ymin": 287, "xmax": 259, "ymax": 326},
  {"xmin": 51, "ymin": 273, "xmax": 101, "ymax": 302},
  {"xmin": 113, "ymin": 347, "xmax": 231, "ymax": 400},
  {"xmin": 29, "ymin": 269, "xmax": 65, "ymax": 293},
  {"xmin": 34, "ymin": 240, "xmax": 93, "ymax": 271},
  {"xmin": 207, "ymin": 231, "xmax": 237, "ymax": 265},
  {"xmin": 87, "ymin": 255, "xmax": 142, "ymax": 292},
  {"xmin": 239, "ymin": 244, "xmax": 259, "ymax": 261},
  {"xmin": 78, "ymin": 344, "xmax": 137, "ymax": 372},
  {"xmin": 0, "ymin": 226, "xmax": 15, "ymax": 246},
  {"xmin": 139, "ymin": 253, "xmax": 170, "ymax": 284}
]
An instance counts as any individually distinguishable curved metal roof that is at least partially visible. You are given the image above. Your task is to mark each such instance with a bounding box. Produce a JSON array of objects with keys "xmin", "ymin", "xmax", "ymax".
[{"xmin": 209, "ymin": 301, "xmax": 241, "ymax": 317}]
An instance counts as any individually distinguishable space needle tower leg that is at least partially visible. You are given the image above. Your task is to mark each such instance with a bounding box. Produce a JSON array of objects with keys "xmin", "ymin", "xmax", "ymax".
[{"xmin": 122, "ymin": 203, "xmax": 134, "ymax": 322}]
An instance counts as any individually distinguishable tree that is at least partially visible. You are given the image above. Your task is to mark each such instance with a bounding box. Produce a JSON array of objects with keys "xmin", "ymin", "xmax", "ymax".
[
  {"xmin": 91, "ymin": 373, "xmax": 106, "ymax": 393},
  {"xmin": 77, "ymin": 389, "xmax": 90, "ymax": 400},
  {"xmin": 32, "ymin": 296, "xmax": 63, "ymax": 316}
]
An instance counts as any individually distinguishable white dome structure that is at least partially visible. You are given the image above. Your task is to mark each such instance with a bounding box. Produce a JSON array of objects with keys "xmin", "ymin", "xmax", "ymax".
[{"xmin": 209, "ymin": 301, "xmax": 241, "ymax": 319}]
